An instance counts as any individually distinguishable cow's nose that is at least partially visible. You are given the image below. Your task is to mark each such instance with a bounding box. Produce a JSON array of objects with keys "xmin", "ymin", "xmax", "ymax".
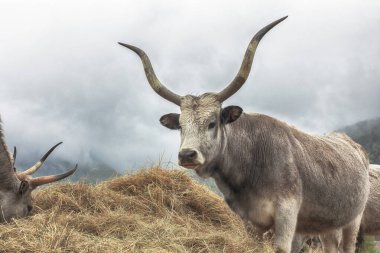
[{"xmin": 178, "ymin": 149, "xmax": 197, "ymax": 163}]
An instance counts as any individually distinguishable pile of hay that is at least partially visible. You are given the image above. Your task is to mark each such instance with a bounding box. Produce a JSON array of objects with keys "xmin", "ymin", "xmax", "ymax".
[{"xmin": 0, "ymin": 167, "xmax": 273, "ymax": 253}]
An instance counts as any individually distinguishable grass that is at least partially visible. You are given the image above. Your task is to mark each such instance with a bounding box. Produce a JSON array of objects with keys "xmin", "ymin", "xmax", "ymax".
[{"xmin": 0, "ymin": 166, "xmax": 276, "ymax": 253}]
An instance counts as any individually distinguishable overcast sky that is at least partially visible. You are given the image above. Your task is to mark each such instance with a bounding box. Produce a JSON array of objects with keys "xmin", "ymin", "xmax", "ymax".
[{"xmin": 0, "ymin": 0, "xmax": 379, "ymax": 171}]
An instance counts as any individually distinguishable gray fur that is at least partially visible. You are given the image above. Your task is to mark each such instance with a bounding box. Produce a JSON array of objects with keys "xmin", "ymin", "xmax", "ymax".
[
  {"xmin": 363, "ymin": 164, "xmax": 380, "ymax": 235},
  {"xmin": 311, "ymin": 164, "xmax": 380, "ymax": 253},
  {"xmin": 0, "ymin": 118, "xmax": 31, "ymax": 222}
]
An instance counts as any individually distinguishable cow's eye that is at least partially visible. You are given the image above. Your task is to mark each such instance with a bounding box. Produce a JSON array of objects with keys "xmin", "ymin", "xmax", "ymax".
[{"xmin": 208, "ymin": 122, "xmax": 216, "ymax": 129}]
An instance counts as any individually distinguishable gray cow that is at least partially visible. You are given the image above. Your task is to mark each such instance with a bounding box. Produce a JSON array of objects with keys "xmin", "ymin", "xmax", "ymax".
[
  {"xmin": 314, "ymin": 164, "xmax": 380, "ymax": 253},
  {"xmin": 0, "ymin": 118, "xmax": 77, "ymax": 222},
  {"xmin": 362, "ymin": 164, "xmax": 380, "ymax": 236},
  {"xmin": 119, "ymin": 17, "xmax": 369, "ymax": 253}
]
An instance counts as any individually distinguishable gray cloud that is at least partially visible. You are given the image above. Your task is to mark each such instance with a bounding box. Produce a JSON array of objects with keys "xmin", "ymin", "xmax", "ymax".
[{"xmin": 0, "ymin": 0, "xmax": 379, "ymax": 171}]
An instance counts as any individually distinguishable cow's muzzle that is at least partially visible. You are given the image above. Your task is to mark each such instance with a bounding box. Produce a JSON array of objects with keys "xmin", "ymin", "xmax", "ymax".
[{"xmin": 178, "ymin": 149, "xmax": 200, "ymax": 169}]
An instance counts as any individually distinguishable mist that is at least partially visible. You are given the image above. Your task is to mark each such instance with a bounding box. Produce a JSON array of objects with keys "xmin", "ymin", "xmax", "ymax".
[{"xmin": 0, "ymin": 0, "xmax": 379, "ymax": 171}]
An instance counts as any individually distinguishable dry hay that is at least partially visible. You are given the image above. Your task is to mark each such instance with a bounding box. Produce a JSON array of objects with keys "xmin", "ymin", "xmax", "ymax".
[{"xmin": 0, "ymin": 167, "xmax": 275, "ymax": 253}]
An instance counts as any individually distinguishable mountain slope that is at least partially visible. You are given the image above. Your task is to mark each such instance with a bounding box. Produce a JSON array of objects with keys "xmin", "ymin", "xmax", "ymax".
[
  {"xmin": 16, "ymin": 158, "xmax": 120, "ymax": 184},
  {"xmin": 339, "ymin": 117, "xmax": 380, "ymax": 164}
]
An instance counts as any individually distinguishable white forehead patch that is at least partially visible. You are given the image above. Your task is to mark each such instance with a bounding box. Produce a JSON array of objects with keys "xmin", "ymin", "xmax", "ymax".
[{"xmin": 180, "ymin": 94, "xmax": 221, "ymax": 126}]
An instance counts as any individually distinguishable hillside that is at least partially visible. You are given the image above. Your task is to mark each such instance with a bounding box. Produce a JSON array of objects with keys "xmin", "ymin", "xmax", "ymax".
[
  {"xmin": 0, "ymin": 167, "xmax": 273, "ymax": 253},
  {"xmin": 339, "ymin": 117, "xmax": 380, "ymax": 164},
  {"xmin": 16, "ymin": 159, "xmax": 121, "ymax": 184}
]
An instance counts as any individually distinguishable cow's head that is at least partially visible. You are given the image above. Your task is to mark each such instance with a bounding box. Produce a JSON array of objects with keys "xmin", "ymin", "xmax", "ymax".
[
  {"xmin": 0, "ymin": 126, "xmax": 77, "ymax": 222},
  {"xmin": 119, "ymin": 17, "xmax": 287, "ymax": 177},
  {"xmin": 159, "ymin": 94, "xmax": 243, "ymax": 177}
]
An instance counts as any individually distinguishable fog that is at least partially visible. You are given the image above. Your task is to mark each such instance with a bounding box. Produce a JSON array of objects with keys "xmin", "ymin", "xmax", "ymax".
[{"xmin": 0, "ymin": 0, "xmax": 379, "ymax": 171}]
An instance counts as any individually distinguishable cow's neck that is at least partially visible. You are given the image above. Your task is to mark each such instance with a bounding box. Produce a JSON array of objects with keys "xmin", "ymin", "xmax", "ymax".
[
  {"xmin": 210, "ymin": 113, "xmax": 291, "ymax": 224},
  {"xmin": 214, "ymin": 114, "xmax": 268, "ymax": 187}
]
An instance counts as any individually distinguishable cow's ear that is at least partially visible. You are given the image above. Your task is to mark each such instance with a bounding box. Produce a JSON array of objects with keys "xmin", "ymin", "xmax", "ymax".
[
  {"xmin": 160, "ymin": 113, "xmax": 180, "ymax": 130},
  {"xmin": 221, "ymin": 106, "xmax": 243, "ymax": 124},
  {"xmin": 17, "ymin": 180, "xmax": 29, "ymax": 195}
]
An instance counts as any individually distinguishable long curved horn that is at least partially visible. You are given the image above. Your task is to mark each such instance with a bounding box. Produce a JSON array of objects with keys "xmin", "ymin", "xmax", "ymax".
[
  {"xmin": 118, "ymin": 42, "xmax": 182, "ymax": 106},
  {"xmin": 217, "ymin": 16, "xmax": 288, "ymax": 102},
  {"xmin": 30, "ymin": 164, "xmax": 77, "ymax": 188},
  {"xmin": 19, "ymin": 142, "xmax": 63, "ymax": 176}
]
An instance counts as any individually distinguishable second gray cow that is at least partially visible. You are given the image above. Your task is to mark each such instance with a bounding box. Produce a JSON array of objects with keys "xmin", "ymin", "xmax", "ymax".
[
  {"xmin": 315, "ymin": 164, "xmax": 380, "ymax": 253},
  {"xmin": 119, "ymin": 17, "xmax": 370, "ymax": 253}
]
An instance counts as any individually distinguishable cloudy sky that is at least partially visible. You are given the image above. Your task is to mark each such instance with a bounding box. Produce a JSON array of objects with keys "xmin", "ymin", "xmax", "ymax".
[{"xmin": 0, "ymin": 0, "xmax": 379, "ymax": 171}]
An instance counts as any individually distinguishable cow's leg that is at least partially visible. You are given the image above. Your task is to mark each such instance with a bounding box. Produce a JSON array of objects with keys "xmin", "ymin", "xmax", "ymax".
[
  {"xmin": 290, "ymin": 234, "xmax": 309, "ymax": 253},
  {"xmin": 320, "ymin": 230, "xmax": 341, "ymax": 253},
  {"xmin": 341, "ymin": 214, "xmax": 362, "ymax": 253},
  {"xmin": 273, "ymin": 199, "xmax": 300, "ymax": 253}
]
